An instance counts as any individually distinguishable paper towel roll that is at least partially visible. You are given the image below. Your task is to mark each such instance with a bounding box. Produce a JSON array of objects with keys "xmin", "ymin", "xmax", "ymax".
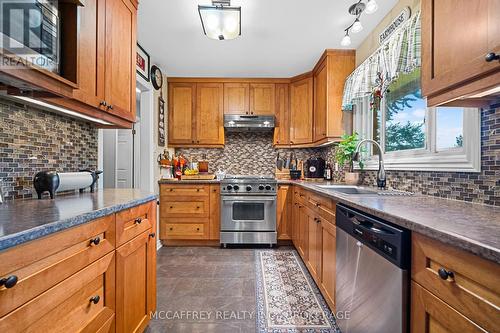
[{"xmin": 57, "ymin": 172, "xmax": 94, "ymax": 192}]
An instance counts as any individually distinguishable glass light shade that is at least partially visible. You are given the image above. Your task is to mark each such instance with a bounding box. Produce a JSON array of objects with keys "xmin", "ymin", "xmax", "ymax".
[
  {"xmin": 351, "ymin": 19, "xmax": 363, "ymax": 33},
  {"xmin": 198, "ymin": 5, "xmax": 241, "ymax": 40},
  {"xmin": 341, "ymin": 34, "xmax": 351, "ymax": 46},
  {"xmin": 365, "ymin": 0, "xmax": 378, "ymax": 14}
]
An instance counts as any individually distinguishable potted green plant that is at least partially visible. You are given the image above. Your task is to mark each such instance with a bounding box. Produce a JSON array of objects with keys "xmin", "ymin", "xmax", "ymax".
[{"xmin": 335, "ymin": 133, "xmax": 364, "ymax": 185}]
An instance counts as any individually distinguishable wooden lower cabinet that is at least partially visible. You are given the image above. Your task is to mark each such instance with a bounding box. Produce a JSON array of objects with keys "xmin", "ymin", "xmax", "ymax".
[
  {"xmin": 116, "ymin": 230, "xmax": 156, "ymax": 333},
  {"xmin": 411, "ymin": 282, "xmax": 485, "ymax": 333},
  {"xmin": 0, "ymin": 253, "xmax": 116, "ymax": 332},
  {"xmin": 0, "ymin": 200, "xmax": 157, "ymax": 333},
  {"xmin": 290, "ymin": 185, "xmax": 337, "ymax": 312},
  {"xmin": 277, "ymin": 185, "xmax": 292, "ymax": 240},
  {"xmin": 160, "ymin": 184, "xmax": 220, "ymax": 242},
  {"xmin": 306, "ymin": 207, "xmax": 322, "ymax": 281},
  {"xmin": 320, "ymin": 217, "xmax": 336, "ymax": 311}
]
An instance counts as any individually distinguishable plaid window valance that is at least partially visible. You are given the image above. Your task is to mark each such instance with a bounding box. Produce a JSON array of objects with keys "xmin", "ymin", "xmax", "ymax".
[{"xmin": 342, "ymin": 10, "xmax": 421, "ymax": 111}]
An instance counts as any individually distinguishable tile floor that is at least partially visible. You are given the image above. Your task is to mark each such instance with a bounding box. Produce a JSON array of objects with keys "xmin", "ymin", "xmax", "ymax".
[{"xmin": 146, "ymin": 247, "xmax": 258, "ymax": 333}]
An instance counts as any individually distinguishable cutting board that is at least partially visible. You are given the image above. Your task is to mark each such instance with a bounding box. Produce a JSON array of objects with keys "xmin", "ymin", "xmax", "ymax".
[{"xmin": 180, "ymin": 173, "xmax": 216, "ymax": 180}]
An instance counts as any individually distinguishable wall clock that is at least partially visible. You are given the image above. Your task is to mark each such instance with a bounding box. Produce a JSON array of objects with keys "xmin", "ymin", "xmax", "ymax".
[{"xmin": 151, "ymin": 65, "xmax": 163, "ymax": 90}]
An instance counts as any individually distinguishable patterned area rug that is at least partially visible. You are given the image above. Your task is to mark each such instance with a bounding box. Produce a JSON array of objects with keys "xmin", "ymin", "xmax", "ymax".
[{"xmin": 255, "ymin": 249, "xmax": 340, "ymax": 333}]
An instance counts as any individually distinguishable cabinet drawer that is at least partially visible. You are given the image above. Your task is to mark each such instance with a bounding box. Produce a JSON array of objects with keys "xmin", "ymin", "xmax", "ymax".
[
  {"xmin": 412, "ymin": 233, "xmax": 500, "ymax": 332},
  {"xmin": 161, "ymin": 197, "xmax": 209, "ymax": 218},
  {"xmin": 293, "ymin": 187, "xmax": 307, "ymax": 204},
  {"xmin": 115, "ymin": 202, "xmax": 154, "ymax": 247},
  {"xmin": 0, "ymin": 252, "xmax": 115, "ymax": 332},
  {"xmin": 0, "ymin": 215, "xmax": 115, "ymax": 317},
  {"xmin": 160, "ymin": 184, "xmax": 210, "ymax": 197},
  {"xmin": 163, "ymin": 223, "xmax": 206, "ymax": 239},
  {"xmin": 307, "ymin": 192, "xmax": 335, "ymax": 220}
]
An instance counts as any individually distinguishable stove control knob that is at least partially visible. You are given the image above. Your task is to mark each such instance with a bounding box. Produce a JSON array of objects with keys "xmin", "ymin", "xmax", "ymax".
[
  {"xmin": 258, "ymin": 185, "xmax": 265, "ymax": 190},
  {"xmin": 233, "ymin": 185, "xmax": 240, "ymax": 191},
  {"xmin": 246, "ymin": 185, "xmax": 252, "ymax": 191},
  {"xmin": 265, "ymin": 185, "xmax": 272, "ymax": 191},
  {"xmin": 226, "ymin": 185, "xmax": 233, "ymax": 191}
]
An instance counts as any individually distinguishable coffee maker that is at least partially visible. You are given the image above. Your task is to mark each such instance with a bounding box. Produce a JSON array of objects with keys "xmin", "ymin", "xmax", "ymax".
[{"xmin": 305, "ymin": 157, "xmax": 326, "ymax": 178}]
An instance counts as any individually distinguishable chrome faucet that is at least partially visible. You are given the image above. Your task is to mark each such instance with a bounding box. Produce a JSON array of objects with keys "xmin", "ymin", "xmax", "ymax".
[{"xmin": 353, "ymin": 139, "xmax": 386, "ymax": 189}]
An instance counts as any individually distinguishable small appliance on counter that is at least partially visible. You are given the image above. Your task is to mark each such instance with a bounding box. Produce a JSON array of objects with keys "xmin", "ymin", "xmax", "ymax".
[
  {"xmin": 33, "ymin": 170, "xmax": 102, "ymax": 199},
  {"xmin": 305, "ymin": 157, "xmax": 326, "ymax": 179}
]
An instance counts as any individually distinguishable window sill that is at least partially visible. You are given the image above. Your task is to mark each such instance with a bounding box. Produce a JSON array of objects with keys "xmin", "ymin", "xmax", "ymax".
[{"xmin": 356, "ymin": 151, "xmax": 481, "ymax": 173}]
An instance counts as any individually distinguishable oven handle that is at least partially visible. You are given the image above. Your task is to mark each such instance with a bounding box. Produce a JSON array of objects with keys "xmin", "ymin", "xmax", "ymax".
[{"xmin": 221, "ymin": 196, "xmax": 277, "ymax": 202}]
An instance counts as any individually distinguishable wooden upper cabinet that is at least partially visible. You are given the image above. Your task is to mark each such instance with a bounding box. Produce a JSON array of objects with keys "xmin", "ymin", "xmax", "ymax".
[
  {"xmin": 274, "ymin": 83, "xmax": 290, "ymax": 146},
  {"xmin": 250, "ymin": 83, "xmax": 275, "ymax": 115},
  {"xmin": 312, "ymin": 50, "xmax": 355, "ymax": 143},
  {"xmin": 196, "ymin": 83, "xmax": 224, "ymax": 145},
  {"xmin": 104, "ymin": 0, "xmax": 137, "ymax": 122},
  {"xmin": 290, "ymin": 76, "xmax": 313, "ymax": 145},
  {"xmin": 72, "ymin": 0, "xmax": 105, "ymax": 108},
  {"xmin": 169, "ymin": 83, "xmax": 195, "ymax": 145},
  {"xmin": 422, "ymin": 0, "xmax": 500, "ymax": 106},
  {"xmin": 314, "ymin": 63, "xmax": 327, "ymax": 142},
  {"xmin": 224, "ymin": 83, "xmax": 250, "ymax": 114}
]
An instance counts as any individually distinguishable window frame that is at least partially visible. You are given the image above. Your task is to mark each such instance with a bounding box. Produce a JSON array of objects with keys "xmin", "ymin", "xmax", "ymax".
[{"xmin": 353, "ymin": 95, "xmax": 481, "ymax": 173}]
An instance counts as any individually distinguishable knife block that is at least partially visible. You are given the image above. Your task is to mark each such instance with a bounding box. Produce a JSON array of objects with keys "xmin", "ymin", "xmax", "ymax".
[{"xmin": 275, "ymin": 168, "xmax": 291, "ymax": 180}]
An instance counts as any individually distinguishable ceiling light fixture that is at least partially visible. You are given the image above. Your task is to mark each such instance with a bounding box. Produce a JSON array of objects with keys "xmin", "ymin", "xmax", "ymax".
[
  {"xmin": 365, "ymin": 0, "xmax": 379, "ymax": 14},
  {"xmin": 341, "ymin": 31, "xmax": 352, "ymax": 46},
  {"xmin": 351, "ymin": 18, "xmax": 363, "ymax": 33},
  {"xmin": 340, "ymin": 0, "xmax": 377, "ymax": 46},
  {"xmin": 198, "ymin": 0, "xmax": 241, "ymax": 41}
]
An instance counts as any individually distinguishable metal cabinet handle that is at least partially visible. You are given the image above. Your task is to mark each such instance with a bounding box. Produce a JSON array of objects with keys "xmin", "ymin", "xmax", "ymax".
[
  {"xmin": 169, "ymin": 227, "xmax": 173, "ymax": 231},
  {"xmin": 135, "ymin": 218, "xmax": 142, "ymax": 224},
  {"xmin": 197, "ymin": 189, "xmax": 200, "ymax": 192},
  {"xmin": 0, "ymin": 275, "xmax": 18, "ymax": 289},
  {"xmin": 438, "ymin": 268, "xmax": 454, "ymax": 280},
  {"xmin": 196, "ymin": 228, "xmax": 200, "ymax": 231},
  {"xmin": 169, "ymin": 188, "xmax": 174, "ymax": 192},
  {"xmin": 89, "ymin": 295, "xmax": 100, "ymax": 304},
  {"xmin": 89, "ymin": 237, "xmax": 101, "ymax": 246},
  {"xmin": 99, "ymin": 101, "xmax": 107, "ymax": 107},
  {"xmin": 107, "ymin": 105, "xmax": 113, "ymax": 110},
  {"xmin": 149, "ymin": 232, "xmax": 156, "ymax": 239},
  {"xmin": 196, "ymin": 206, "xmax": 200, "ymax": 209},
  {"xmin": 485, "ymin": 52, "xmax": 500, "ymax": 62}
]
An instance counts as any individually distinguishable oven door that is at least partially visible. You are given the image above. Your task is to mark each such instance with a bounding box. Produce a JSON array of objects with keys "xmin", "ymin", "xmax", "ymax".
[{"xmin": 221, "ymin": 195, "xmax": 276, "ymax": 231}]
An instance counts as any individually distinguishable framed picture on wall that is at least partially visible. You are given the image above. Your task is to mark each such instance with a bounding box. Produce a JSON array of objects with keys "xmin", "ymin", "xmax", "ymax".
[
  {"xmin": 158, "ymin": 97, "xmax": 165, "ymax": 146},
  {"xmin": 136, "ymin": 43, "xmax": 150, "ymax": 81}
]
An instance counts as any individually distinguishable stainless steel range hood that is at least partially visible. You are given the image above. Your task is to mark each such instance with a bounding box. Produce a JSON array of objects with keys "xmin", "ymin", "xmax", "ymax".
[{"xmin": 224, "ymin": 115, "xmax": 275, "ymax": 131}]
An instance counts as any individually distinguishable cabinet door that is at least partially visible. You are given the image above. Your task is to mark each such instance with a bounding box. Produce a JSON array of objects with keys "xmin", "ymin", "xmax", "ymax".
[
  {"xmin": 209, "ymin": 185, "xmax": 221, "ymax": 240},
  {"xmin": 313, "ymin": 63, "xmax": 327, "ymax": 142},
  {"xmin": 292, "ymin": 201, "xmax": 300, "ymax": 248},
  {"xmin": 273, "ymin": 83, "xmax": 290, "ymax": 146},
  {"xmin": 422, "ymin": 0, "xmax": 500, "ymax": 98},
  {"xmin": 116, "ymin": 230, "xmax": 156, "ymax": 333},
  {"xmin": 72, "ymin": 0, "xmax": 105, "ymax": 108},
  {"xmin": 290, "ymin": 77, "xmax": 313, "ymax": 145},
  {"xmin": 168, "ymin": 83, "xmax": 196, "ymax": 145},
  {"xmin": 411, "ymin": 282, "xmax": 485, "ymax": 333},
  {"xmin": 224, "ymin": 83, "xmax": 250, "ymax": 114},
  {"xmin": 320, "ymin": 219, "xmax": 336, "ymax": 311},
  {"xmin": 277, "ymin": 185, "xmax": 292, "ymax": 240},
  {"xmin": 297, "ymin": 205, "xmax": 309, "ymax": 260},
  {"xmin": 307, "ymin": 211, "xmax": 321, "ymax": 281},
  {"xmin": 104, "ymin": 0, "xmax": 137, "ymax": 121},
  {"xmin": 250, "ymin": 83, "xmax": 275, "ymax": 115},
  {"xmin": 196, "ymin": 83, "xmax": 224, "ymax": 145}
]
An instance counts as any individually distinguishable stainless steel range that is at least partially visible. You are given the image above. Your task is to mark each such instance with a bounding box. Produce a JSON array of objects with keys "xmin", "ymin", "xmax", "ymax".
[{"xmin": 220, "ymin": 175, "xmax": 277, "ymax": 247}]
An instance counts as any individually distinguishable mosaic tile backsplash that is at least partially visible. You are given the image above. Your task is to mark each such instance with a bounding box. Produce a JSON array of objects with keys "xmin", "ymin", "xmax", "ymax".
[
  {"xmin": 0, "ymin": 98, "xmax": 98, "ymax": 200},
  {"xmin": 176, "ymin": 132, "xmax": 324, "ymax": 176}
]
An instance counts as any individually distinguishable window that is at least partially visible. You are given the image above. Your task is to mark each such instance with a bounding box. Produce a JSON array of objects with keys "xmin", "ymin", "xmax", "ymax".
[{"xmin": 353, "ymin": 69, "xmax": 481, "ymax": 172}]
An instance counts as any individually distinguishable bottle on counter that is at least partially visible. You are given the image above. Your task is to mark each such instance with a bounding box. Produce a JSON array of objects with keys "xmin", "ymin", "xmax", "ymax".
[
  {"xmin": 325, "ymin": 163, "xmax": 332, "ymax": 181},
  {"xmin": 199, "ymin": 153, "xmax": 209, "ymax": 173}
]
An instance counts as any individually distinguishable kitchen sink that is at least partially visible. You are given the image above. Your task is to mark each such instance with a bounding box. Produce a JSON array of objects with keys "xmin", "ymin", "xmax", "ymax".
[{"xmin": 317, "ymin": 185, "xmax": 379, "ymax": 195}]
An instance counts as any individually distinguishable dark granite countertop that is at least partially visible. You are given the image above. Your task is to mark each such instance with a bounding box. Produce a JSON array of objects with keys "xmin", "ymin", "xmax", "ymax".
[
  {"xmin": 158, "ymin": 179, "xmax": 221, "ymax": 184},
  {"xmin": 0, "ymin": 189, "xmax": 158, "ymax": 252},
  {"xmin": 280, "ymin": 180, "xmax": 500, "ymax": 264}
]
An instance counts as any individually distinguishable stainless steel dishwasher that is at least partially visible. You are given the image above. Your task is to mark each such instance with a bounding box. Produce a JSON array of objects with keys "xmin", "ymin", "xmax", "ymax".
[{"xmin": 335, "ymin": 204, "xmax": 410, "ymax": 333}]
